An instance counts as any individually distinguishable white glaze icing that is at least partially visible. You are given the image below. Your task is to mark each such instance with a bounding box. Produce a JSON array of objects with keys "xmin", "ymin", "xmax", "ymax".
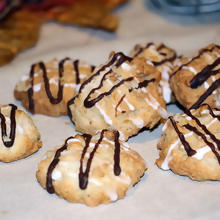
[
  {"xmin": 124, "ymin": 98, "xmax": 135, "ymax": 111},
  {"xmin": 96, "ymin": 103, "xmax": 113, "ymax": 126},
  {"xmin": 64, "ymin": 83, "xmax": 76, "ymax": 88},
  {"xmin": 106, "ymin": 190, "xmax": 118, "ymax": 201},
  {"xmin": 162, "ymin": 120, "xmax": 169, "ymax": 132},
  {"xmin": 89, "ymin": 178, "xmax": 102, "ymax": 186},
  {"xmin": 49, "ymin": 78, "xmax": 58, "ymax": 85},
  {"xmin": 204, "ymin": 81, "xmax": 209, "ymax": 89},
  {"xmin": 118, "ymin": 131, "xmax": 125, "ymax": 141},
  {"xmin": 146, "ymin": 60, "xmax": 153, "ymax": 66},
  {"xmin": 183, "ymin": 66, "xmax": 197, "ymax": 75},
  {"xmin": 161, "ymin": 131, "xmax": 193, "ymax": 170},
  {"xmin": 192, "ymin": 146, "xmax": 211, "ymax": 160},
  {"xmin": 161, "ymin": 139, "xmax": 179, "ymax": 170},
  {"xmin": 115, "ymin": 172, "xmax": 131, "ymax": 185},
  {"xmin": 33, "ymin": 83, "xmax": 41, "ymax": 92},
  {"xmin": 79, "ymin": 74, "xmax": 87, "ymax": 79},
  {"xmin": 161, "ymin": 66, "xmax": 171, "ymax": 81},
  {"xmin": 160, "ymin": 80, "xmax": 171, "ymax": 104},
  {"xmin": 67, "ymin": 138, "xmax": 81, "ymax": 144},
  {"xmin": 130, "ymin": 117, "xmax": 144, "ymax": 128},
  {"xmin": 121, "ymin": 62, "xmax": 131, "ymax": 71},
  {"xmin": 17, "ymin": 124, "xmax": 24, "ymax": 134},
  {"xmin": 52, "ymin": 169, "xmax": 62, "ymax": 180}
]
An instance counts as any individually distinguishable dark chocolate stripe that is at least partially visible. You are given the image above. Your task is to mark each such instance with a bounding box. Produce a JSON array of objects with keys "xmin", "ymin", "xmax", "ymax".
[
  {"xmin": 27, "ymin": 58, "xmax": 70, "ymax": 113},
  {"xmin": 113, "ymin": 130, "xmax": 121, "ymax": 176},
  {"xmin": 46, "ymin": 136, "xmax": 74, "ymax": 194},
  {"xmin": 185, "ymin": 109, "xmax": 220, "ymax": 150},
  {"xmin": 91, "ymin": 65, "xmax": 96, "ymax": 73},
  {"xmin": 190, "ymin": 78, "xmax": 220, "ymax": 110},
  {"xmin": 84, "ymin": 77, "xmax": 133, "ymax": 108},
  {"xmin": 46, "ymin": 130, "xmax": 122, "ymax": 192},
  {"xmin": 169, "ymin": 116, "xmax": 196, "ymax": 156},
  {"xmin": 115, "ymin": 94, "xmax": 125, "ymax": 117},
  {"xmin": 0, "ymin": 104, "xmax": 17, "ymax": 148},
  {"xmin": 136, "ymin": 78, "xmax": 155, "ymax": 89},
  {"xmin": 79, "ymin": 134, "xmax": 92, "ymax": 189},
  {"xmin": 184, "ymin": 124, "xmax": 220, "ymax": 164},
  {"xmin": 73, "ymin": 60, "xmax": 80, "ymax": 84},
  {"xmin": 170, "ymin": 45, "xmax": 220, "ymax": 78},
  {"xmin": 190, "ymin": 57, "xmax": 220, "ymax": 89},
  {"xmin": 153, "ymin": 44, "xmax": 177, "ymax": 66},
  {"xmin": 79, "ymin": 130, "xmax": 121, "ymax": 189},
  {"xmin": 133, "ymin": 42, "xmax": 176, "ymax": 66},
  {"xmin": 27, "ymin": 64, "xmax": 35, "ymax": 113},
  {"xmin": 133, "ymin": 42, "xmax": 153, "ymax": 57},
  {"xmin": 79, "ymin": 52, "xmax": 132, "ymax": 94},
  {"xmin": 67, "ymin": 53, "xmax": 132, "ymax": 115},
  {"xmin": 128, "ymin": 78, "xmax": 155, "ymax": 93},
  {"xmin": 201, "ymin": 103, "xmax": 220, "ymax": 121}
]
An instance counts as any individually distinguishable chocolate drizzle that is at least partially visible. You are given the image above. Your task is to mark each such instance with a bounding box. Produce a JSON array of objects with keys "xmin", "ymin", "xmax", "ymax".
[
  {"xmin": 170, "ymin": 44, "xmax": 220, "ymax": 78},
  {"xmin": 135, "ymin": 78, "xmax": 155, "ymax": 90},
  {"xmin": 115, "ymin": 95, "xmax": 125, "ymax": 117},
  {"xmin": 190, "ymin": 78, "xmax": 220, "ymax": 110},
  {"xmin": 27, "ymin": 58, "xmax": 86, "ymax": 113},
  {"xmin": 73, "ymin": 60, "xmax": 80, "ymax": 84},
  {"xmin": 79, "ymin": 134, "xmax": 92, "ymax": 189},
  {"xmin": 133, "ymin": 42, "xmax": 154, "ymax": 57},
  {"xmin": 84, "ymin": 77, "xmax": 133, "ymax": 108},
  {"xmin": 184, "ymin": 109, "xmax": 220, "ymax": 150},
  {"xmin": 91, "ymin": 65, "xmax": 96, "ymax": 73},
  {"xmin": 169, "ymin": 105, "xmax": 220, "ymax": 164},
  {"xmin": 79, "ymin": 52, "xmax": 132, "ymax": 94},
  {"xmin": 0, "ymin": 104, "xmax": 17, "ymax": 148},
  {"xmin": 133, "ymin": 42, "xmax": 176, "ymax": 66},
  {"xmin": 46, "ymin": 136, "xmax": 74, "ymax": 194},
  {"xmin": 113, "ymin": 130, "xmax": 121, "ymax": 175},
  {"xmin": 46, "ymin": 130, "xmax": 122, "ymax": 193},
  {"xmin": 202, "ymin": 104, "xmax": 220, "ymax": 121},
  {"xmin": 67, "ymin": 52, "xmax": 132, "ymax": 117},
  {"xmin": 169, "ymin": 116, "xmax": 196, "ymax": 156},
  {"xmin": 170, "ymin": 44, "xmax": 220, "ymax": 109},
  {"xmin": 79, "ymin": 130, "xmax": 121, "ymax": 189},
  {"xmin": 184, "ymin": 124, "xmax": 220, "ymax": 164},
  {"xmin": 190, "ymin": 57, "xmax": 220, "ymax": 89}
]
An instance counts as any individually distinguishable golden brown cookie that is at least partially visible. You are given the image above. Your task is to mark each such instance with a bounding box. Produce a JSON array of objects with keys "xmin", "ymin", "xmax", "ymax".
[
  {"xmin": 156, "ymin": 104, "xmax": 220, "ymax": 181},
  {"xmin": 14, "ymin": 58, "xmax": 95, "ymax": 116},
  {"xmin": 0, "ymin": 104, "xmax": 42, "ymax": 162},
  {"xmin": 130, "ymin": 42, "xmax": 177, "ymax": 104},
  {"xmin": 170, "ymin": 44, "xmax": 220, "ymax": 109},
  {"xmin": 36, "ymin": 130, "xmax": 146, "ymax": 206},
  {"xmin": 68, "ymin": 52, "xmax": 167, "ymax": 141},
  {"xmin": 0, "ymin": 9, "xmax": 43, "ymax": 66}
]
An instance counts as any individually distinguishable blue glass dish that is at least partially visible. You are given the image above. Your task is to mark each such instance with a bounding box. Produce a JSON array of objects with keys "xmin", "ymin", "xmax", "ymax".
[{"xmin": 151, "ymin": 0, "xmax": 220, "ymax": 14}]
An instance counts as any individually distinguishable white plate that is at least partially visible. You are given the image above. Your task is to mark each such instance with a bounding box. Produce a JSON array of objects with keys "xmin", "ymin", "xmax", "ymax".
[{"xmin": 0, "ymin": 39, "xmax": 220, "ymax": 220}]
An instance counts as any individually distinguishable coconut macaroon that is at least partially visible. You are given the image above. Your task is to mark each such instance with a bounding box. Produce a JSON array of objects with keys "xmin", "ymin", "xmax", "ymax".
[
  {"xmin": 36, "ymin": 130, "xmax": 146, "ymax": 206},
  {"xmin": 130, "ymin": 42, "xmax": 178, "ymax": 104},
  {"xmin": 14, "ymin": 58, "xmax": 95, "ymax": 116},
  {"xmin": 0, "ymin": 104, "xmax": 42, "ymax": 162},
  {"xmin": 156, "ymin": 104, "xmax": 220, "ymax": 181},
  {"xmin": 68, "ymin": 52, "xmax": 167, "ymax": 141},
  {"xmin": 170, "ymin": 44, "xmax": 220, "ymax": 110}
]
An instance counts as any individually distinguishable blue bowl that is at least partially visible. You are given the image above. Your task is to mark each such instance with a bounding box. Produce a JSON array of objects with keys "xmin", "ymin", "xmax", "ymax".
[{"xmin": 151, "ymin": 0, "xmax": 220, "ymax": 14}]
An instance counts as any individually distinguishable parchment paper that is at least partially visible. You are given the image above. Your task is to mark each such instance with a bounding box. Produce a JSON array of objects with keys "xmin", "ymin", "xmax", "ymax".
[{"xmin": 1, "ymin": 20, "xmax": 220, "ymax": 220}]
